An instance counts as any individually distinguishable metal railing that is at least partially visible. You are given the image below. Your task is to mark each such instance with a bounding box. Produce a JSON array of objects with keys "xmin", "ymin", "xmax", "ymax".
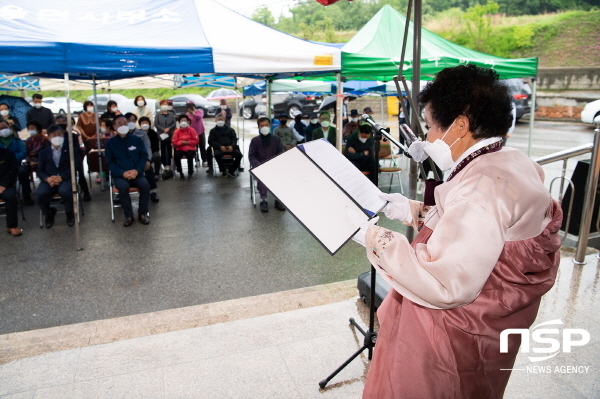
[{"xmin": 535, "ymin": 127, "xmax": 600, "ymax": 265}]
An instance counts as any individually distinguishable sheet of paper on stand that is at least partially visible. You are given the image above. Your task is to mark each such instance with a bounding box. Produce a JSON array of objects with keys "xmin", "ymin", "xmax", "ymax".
[
  {"xmin": 298, "ymin": 139, "xmax": 387, "ymax": 216},
  {"xmin": 250, "ymin": 140, "xmax": 383, "ymax": 255}
]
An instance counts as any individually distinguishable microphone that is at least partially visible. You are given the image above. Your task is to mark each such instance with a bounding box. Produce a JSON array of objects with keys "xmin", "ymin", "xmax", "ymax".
[
  {"xmin": 399, "ymin": 123, "xmax": 419, "ymax": 148},
  {"xmin": 361, "ymin": 114, "xmax": 409, "ymax": 152}
]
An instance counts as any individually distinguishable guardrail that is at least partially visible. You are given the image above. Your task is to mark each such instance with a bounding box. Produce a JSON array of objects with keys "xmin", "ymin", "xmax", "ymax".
[{"xmin": 535, "ymin": 127, "xmax": 600, "ymax": 265}]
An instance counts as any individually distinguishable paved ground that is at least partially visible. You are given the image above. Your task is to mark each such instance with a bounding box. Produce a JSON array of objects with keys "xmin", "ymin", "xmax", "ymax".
[{"xmin": 0, "ymin": 254, "xmax": 598, "ymax": 398}]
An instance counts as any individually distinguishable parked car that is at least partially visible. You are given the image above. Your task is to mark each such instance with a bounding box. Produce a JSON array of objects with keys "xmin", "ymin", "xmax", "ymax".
[
  {"xmin": 503, "ymin": 78, "xmax": 535, "ymax": 121},
  {"xmin": 581, "ymin": 99, "xmax": 600, "ymax": 126},
  {"xmin": 33, "ymin": 97, "xmax": 83, "ymax": 115},
  {"xmin": 86, "ymin": 93, "xmax": 158, "ymax": 116},
  {"xmin": 238, "ymin": 92, "xmax": 318, "ymax": 119},
  {"xmin": 168, "ymin": 94, "xmax": 219, "ymax": 117}
]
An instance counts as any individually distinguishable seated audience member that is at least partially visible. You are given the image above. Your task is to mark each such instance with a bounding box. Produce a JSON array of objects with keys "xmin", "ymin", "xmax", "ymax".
[
  {"xmin": 105, "ymin": 115, "xmax": 151, "ymax": 226},
  {"xmin": 0, "ymin": 146, "xmax": 21, "ymax": 236},
  {"xmin": 207, "ymin": 114, "xmax": 242, "ymax": 177},
  {"xmin": 25, "ymin": 120, "xmax": 50, "ymax": 173},
  {"xmin": 0, "ymin": 103, "xmax": 22, "ymax": 133},
  {"xmin": 55, "ymin": 115, "xmax": 91, "ymax": 201},
  {"xmin": 0, "ymin": 120, "xmax": 32, "ymax": 205},
  {"xmin": 172, "ymin": 114, "xmax": 199, "ymax": 180},
  {"xmin": 289, "ymin": 110, "xmax": 308, "ymax": 144},
  {"xmin": 186, "ymin": 102, "xmax": 206, "ymax": 167},
  {"xmin": 305, "ymin": 112, "xmax": 320, "ymax": 142},
  {"xmin": 76, "ymin": 101, "xmax": 98, "ymax": 141},
  {"xmin": 312, "ymin": 111, "xmax": 336, "ymax": 144},
  {"xmin": 100, "ymin": 100, "xmax": 121, "ymax": 122},
  {"xmin": 273, "ymin": 114, "xmax": 297, "ymax": 151},
  {"xmin": 343, "ymin": 109, "xmax": 361, "ymax": 140},
  {"xmin": 344, "ymin": 124, "xmax": 376, "ymax": 183},
  {"xmin": 27, "ymin": 93, "xmax": 55, "ymax": 132},
  {"xmin": 125, "ymin": 113, "xmax": 159, "ymax": 203},
  {"xmin": 139, "ymin": 116, "xmax": 161, "ymax": 176},
  {"xmin": 99, "ymin": 118, "xmax": 115, "ymax": 138},
  {"xmin": 249, "ymin": 117, "xmax": 285, "ymax": 213},
  {"xmin": 36, "ymin": 125, "xmax": 80, "ymax": 228}
]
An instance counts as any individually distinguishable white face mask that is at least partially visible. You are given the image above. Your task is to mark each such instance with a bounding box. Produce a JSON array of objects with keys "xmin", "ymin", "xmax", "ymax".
[
  {"xmin": 259, "ymin": 127, "xmax": 270, "ymax": 136},
  {"xmin": 34, "ymin": 103, "xmax": 42, "ymax": 109},
  {"xmin": 86, "ymin": 107, "xmax": 94, "ymax": 113},
  {"xmin": 50, "ymin": 136, "xmax": 64, "ymax": 147},
  {"xmin": 321, "ymin": 121, "xmax": 330, "ymax": 128},
  {"xmin": 216, "ymin": 120, "xmax": 225, "ymax": 127},
  {"xmin": 261, "ymin": 99, "xmax": 267, "ymax": 103},
  {"xmin": 358, "ymin": 137, "xmax": 368, "ymax": 143},
  {"xmin": 423, "ymin": 120, "xmax": 459, "ymax": 171},
  {"xmin": 137, "ymin": 100, "xmax": 145, "ymax": 107},
  {"xmin": 0, "ymin": 110, "xmax": 9, "ymax": 116},
  {"xmin": 220, "ymin": 105, "xmax": 227, "ymax": 110},
  {"xmin": 0, "ymin": 128, "xmax": 11, "ymax": 137},
  {"xmin": 100, "ymin": 127, "xmax": 107, "ymax": 134},
  {"xmin": 310, "ymin": 118, "xmax": 318, "ymax": 124},
  {"xmin": 161, "ymin": 105, "xmax": 168, "ymax": 111},
  {"xmin": 117, "ymin": 125, "xmax": 130, "ymax": 135},
  {"xmin": 180, "ymin": 122, "xmax": 189, "ymax": 128},
  {"xmin": 140, "ymin": 124, "xmax": 149, "ymax": 131},
  {"xmin": 344, "ymin": 100, "xmax": 349, "ymax": 104},
  {"xmin": 127, "ymin": 122, "xmax": 136, "ymax": 130},
  {"xmin": 351, "ymin": 118, "xmax": 358, "ymax": 122},
  {"xmin": 167, "ymin": 106, "xmax": 173, "ymax": 111},
  {"xmin": 111, "ymin": 107, "xmax": 118, "ymax": 113},
  {"xmin": 29, "ymin": 130, "xmax": 38, "ymax": 136}
]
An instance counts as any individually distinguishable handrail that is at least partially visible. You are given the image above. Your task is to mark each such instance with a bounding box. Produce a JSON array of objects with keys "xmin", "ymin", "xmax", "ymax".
[{"xmin": 535, "ymin": 143, "xmax": 593, "ymax": 165}]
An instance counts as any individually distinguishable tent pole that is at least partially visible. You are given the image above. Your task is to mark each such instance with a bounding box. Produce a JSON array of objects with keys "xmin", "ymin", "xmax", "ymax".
[
  {"xmin": 266, "ymin": 78, "xmax": 272, "ymax": 121},
  {"xmin": 335, "ymin": 72, "xmax": 343, "ymax": 152},
  {"xmin": 64, "ymin": 73, "xmax": 83, "ymax": 251},
  {"xmin": 527, "ymin": 77, "xmax": 537, "ymax": 157},
  {"xmin": 92, "ymin": 76, "xmax": 105, "ymax": 191},
  {"xmin": 235, "ymin": 78, "xmax": 242, "ymax": 159},
  {"xmin": 380, "ymin": 95, "xmax": 384, "ymax": 124}
]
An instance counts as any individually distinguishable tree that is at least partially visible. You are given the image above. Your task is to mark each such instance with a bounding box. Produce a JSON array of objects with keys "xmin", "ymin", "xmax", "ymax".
[
  {"xmin": 463, "ymin": 1, "xmax": 500, "ymax": 51},
  {"xmin": 251, "ymin": 6, "xmax": 275, "ymax": 27}
]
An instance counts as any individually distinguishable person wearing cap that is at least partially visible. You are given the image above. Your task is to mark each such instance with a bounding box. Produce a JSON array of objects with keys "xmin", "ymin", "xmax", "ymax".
[
  {"xmin": 343, "ymin": 109, "xmax": 361, "ymax": 141},
  {"xmin": 363, "ymin": 107, "xmax": 374, "ymax": 116},
  {"xmin": 344, "ymin": 124, "xmax": 376, "ymax": 183},
  {"xmin": 288, "ymin": 110, "xmax": 308, "ymax": 144},
  {"xmin": 273, "ymin": 114, "xmax": 296, "ymax": 151},
  {"xmin": 305, "ymin": 112, "xmax": 320, "ymax": 142},
  {"xmin": 219, "ymin": 100, "xmax": 233, "ymax": 128},
  {"xmin": 312, "ymin": 111, "xmax": 336, "ymax": 145}
]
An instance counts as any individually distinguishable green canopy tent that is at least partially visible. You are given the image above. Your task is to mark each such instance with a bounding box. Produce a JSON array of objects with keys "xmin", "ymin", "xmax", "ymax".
[{"xmin": 341, "ymin": 5, "xmax": 538, "ymax": 81}]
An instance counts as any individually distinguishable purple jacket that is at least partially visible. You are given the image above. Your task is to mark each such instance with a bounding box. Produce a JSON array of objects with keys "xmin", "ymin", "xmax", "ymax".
[
  {"xmin": 249, "ymin": 135, "xmax": 284, "ymax": 168},
  {"xmin": 188, "ymin": 109, "xmax": 205, "ymax": 135}
]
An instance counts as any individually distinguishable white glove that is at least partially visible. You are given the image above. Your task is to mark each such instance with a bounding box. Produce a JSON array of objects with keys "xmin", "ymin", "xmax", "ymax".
[
  {"xmin": 407, "ymin": 140, "xmax": 429, "ymax": 162},
  {"xmin": 348, "ymin": 209, "xmax": 379, "ymax": 247},
  {"xmin": 379, "ymin": 192, "xmax": 412, "ymax": 222}
]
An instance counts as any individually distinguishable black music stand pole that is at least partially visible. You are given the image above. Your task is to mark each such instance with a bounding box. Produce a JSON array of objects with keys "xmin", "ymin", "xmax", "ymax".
[{"xmin": 319, "ymin": 126, "xmax": 383, "ymax": 389}]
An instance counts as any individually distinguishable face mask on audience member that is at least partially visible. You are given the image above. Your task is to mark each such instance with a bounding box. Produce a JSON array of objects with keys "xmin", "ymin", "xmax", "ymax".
[
  {"xmin": 161, "ymin": 105, "xmax": 168, "ymax": 111},
  {"xmin": 180, "ymin": 121, "xmax": 189, "ymax": 128},
  {"xmin": 0, "ymin": 110, "xmax": 9, "ymax": 116},
  {"xmin": 140, "ymin": 124, "xmax": 149, "ymax": 131},
  {"xmin": 0, "ymin": 128, "xmax": 12, "ymax": 137},
  {"xmin": 358, "ymin": 137, "xmax": 368, "ymax": 143},
  {"xmin": 261, "ymin": 98, "xmax": 267, "ymax": 104},
  {"xmin": 220, "ymin": 105, "xmax": 227, "ymax": 110},
  {"xmin": 34, "ymin": 103, "xmax": 42, "ymax": 109},
  {"xmin": 100, "ymin": 127, "xmax": 107, "ymax": 134},
  {"xmin": 260, "ymin": 127, "xmax": 270, "ymax": 136},
  {"xmin": 117, "ymin": 125, "xmax": 129, "ymax": 135},
  {"xmin": 167, "ymin": 106, "xmax": 173, "ymax": 111},
  {"xmin": 321, "ymin": 121, "xmax": 330, "ymax": 128},
  {"xmin": 86, "ymin": 107, "xmax": 94, "ymax": 113},
  {"xmin": 279, "ymin": 119, "xmax": 287, "ymax": 126},
  {"xmin": 111, "ymin": 107, "xmax": 118, "ymax": 113},
  {"xmin": 216, "ymin": 120, "xmax": 225, "ymax": 127},
  {"xmin": 351, "ymin": 118, "xmax": 358, "ymax": 123},
  {"xmin": 127, "ymin": 122, "xmax": 136, "ymax": 131},
  {"xmin": 50, "ymin": 136, "xmax": 64, "ymax": 147},
  {"xmin": 29, "ymin": 130, "xmax": 38, "ymax": 137},
  {"xmin": 310, "ymin": 118, "xmax": 318, "ymax": 124},
  {"xmin": 137, "ymin": 100, "xmax": 144, "ymax": 107}
]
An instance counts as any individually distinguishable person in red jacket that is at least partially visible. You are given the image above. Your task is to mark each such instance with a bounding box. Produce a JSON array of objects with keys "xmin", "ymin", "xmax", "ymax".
[{"xmin": 172, "ymin": 114, "xmax": 199, "ymax": 180}]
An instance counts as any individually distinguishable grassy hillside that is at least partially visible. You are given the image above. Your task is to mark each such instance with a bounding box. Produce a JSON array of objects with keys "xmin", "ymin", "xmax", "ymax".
[{"xmin": 30, "ymin": 87, "xmax": 215, "ymax": 104}]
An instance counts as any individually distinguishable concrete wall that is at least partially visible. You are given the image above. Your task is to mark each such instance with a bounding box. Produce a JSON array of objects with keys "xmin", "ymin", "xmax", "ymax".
[{"xmin": 538, "ymin": 67, "xmax": 600, "ymax": 90}]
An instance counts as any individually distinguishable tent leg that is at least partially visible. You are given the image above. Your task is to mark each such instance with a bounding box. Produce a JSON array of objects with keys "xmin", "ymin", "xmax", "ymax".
[
  {"xmin": 92, "ymin": 76, "xmax": 105, "ymax": 191},
  {"xmin": 235, "ymin": 78, "xmax": 243, "ymax": 165},
  {"xmin": 266, "ymin": 78, "xmax": 272, "ymax": 121},
  {"xmin": 380, "ymin": 95, "xmax": 384, "ymax": 124},
  {"xmin": 64, "ymin": 73, "xmax": 83, "ymax": 251},
  {"xmin": 527, "ymin": 78, "xmax": 537, "ymax": 157},
  {"xmin": 335, "ymin": 72, "xmax": 343, "ymax": 152}
]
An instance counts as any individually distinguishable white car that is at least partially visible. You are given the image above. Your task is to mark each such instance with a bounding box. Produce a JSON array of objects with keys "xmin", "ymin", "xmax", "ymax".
[
  {"xmin": 581, "ymin": 99, "xmax": 600, "ymax": 125},
  {"xmin": 36, "ymin": 97, "xmax": 83, "ymax": 115}
]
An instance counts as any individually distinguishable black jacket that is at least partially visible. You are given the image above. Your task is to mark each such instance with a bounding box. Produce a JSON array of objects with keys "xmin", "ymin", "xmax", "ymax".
[
  {"xmin": 105, "ymin": 134, "xmax": 147, "ymax": 178},
  {"xmin": 208, "ymin": 126, "xmax": 238, "ymax": 149},
  {"xmin": 37, "ymin": 143, "xmax": 81, "ymax": 182},
  {"xmin": 344, "ymin": 133, "xmax": 374, "ymax": 162},
  {"xmin": 147, "ymin": 128, "xmax": 160, "ymax": 154},
  {"xmin": 0, "ymin": 147, "xmax": 18, "ymax": 188},
  {"xmin": 26, "ymin": 106, "xmax": 55, "ymax": 129}
]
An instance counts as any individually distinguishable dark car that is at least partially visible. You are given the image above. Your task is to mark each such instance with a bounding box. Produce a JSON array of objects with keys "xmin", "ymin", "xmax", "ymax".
[
  {"xmin": 168, "ymin": 94, "xmax": 220, "ymax": 117},
  {"xmin": 238, "ymin": 92, "xmax": 318, "ymax": 120},
  {"xmin": 503, "ymin": 78, "xmax": 535, "ymax": 121}
]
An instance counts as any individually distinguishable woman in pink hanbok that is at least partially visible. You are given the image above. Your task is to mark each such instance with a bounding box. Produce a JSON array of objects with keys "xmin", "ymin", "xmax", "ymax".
[{"xmin": 353, "ymin": 65, "xmax": 562, "ymax": 399}]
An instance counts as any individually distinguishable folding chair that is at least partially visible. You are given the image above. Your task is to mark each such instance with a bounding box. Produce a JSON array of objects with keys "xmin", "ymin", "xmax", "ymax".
[
  {"xmin": 250, "ymin": 173, "xmax": 257, "ymax": 207},
  {"xmin": 39, "ymin": 185, "xmax": 84, "ymax": 228},
  {"xmin": 109, "ymin": 174, "xmax": 145, "ymax": 222},
  {"xmin": 378, "ymin": 143, "xmax": 404, "ymax": 194},
  {"xmin": 212, "ymin": 154, "xmax": 238, "ymax": 177}
]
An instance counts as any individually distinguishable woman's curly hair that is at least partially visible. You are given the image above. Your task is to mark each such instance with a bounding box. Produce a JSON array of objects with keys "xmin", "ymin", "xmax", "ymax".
[{"xmin": 419, "ymin": 65, "xmax": 513, "ymax": 139}]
